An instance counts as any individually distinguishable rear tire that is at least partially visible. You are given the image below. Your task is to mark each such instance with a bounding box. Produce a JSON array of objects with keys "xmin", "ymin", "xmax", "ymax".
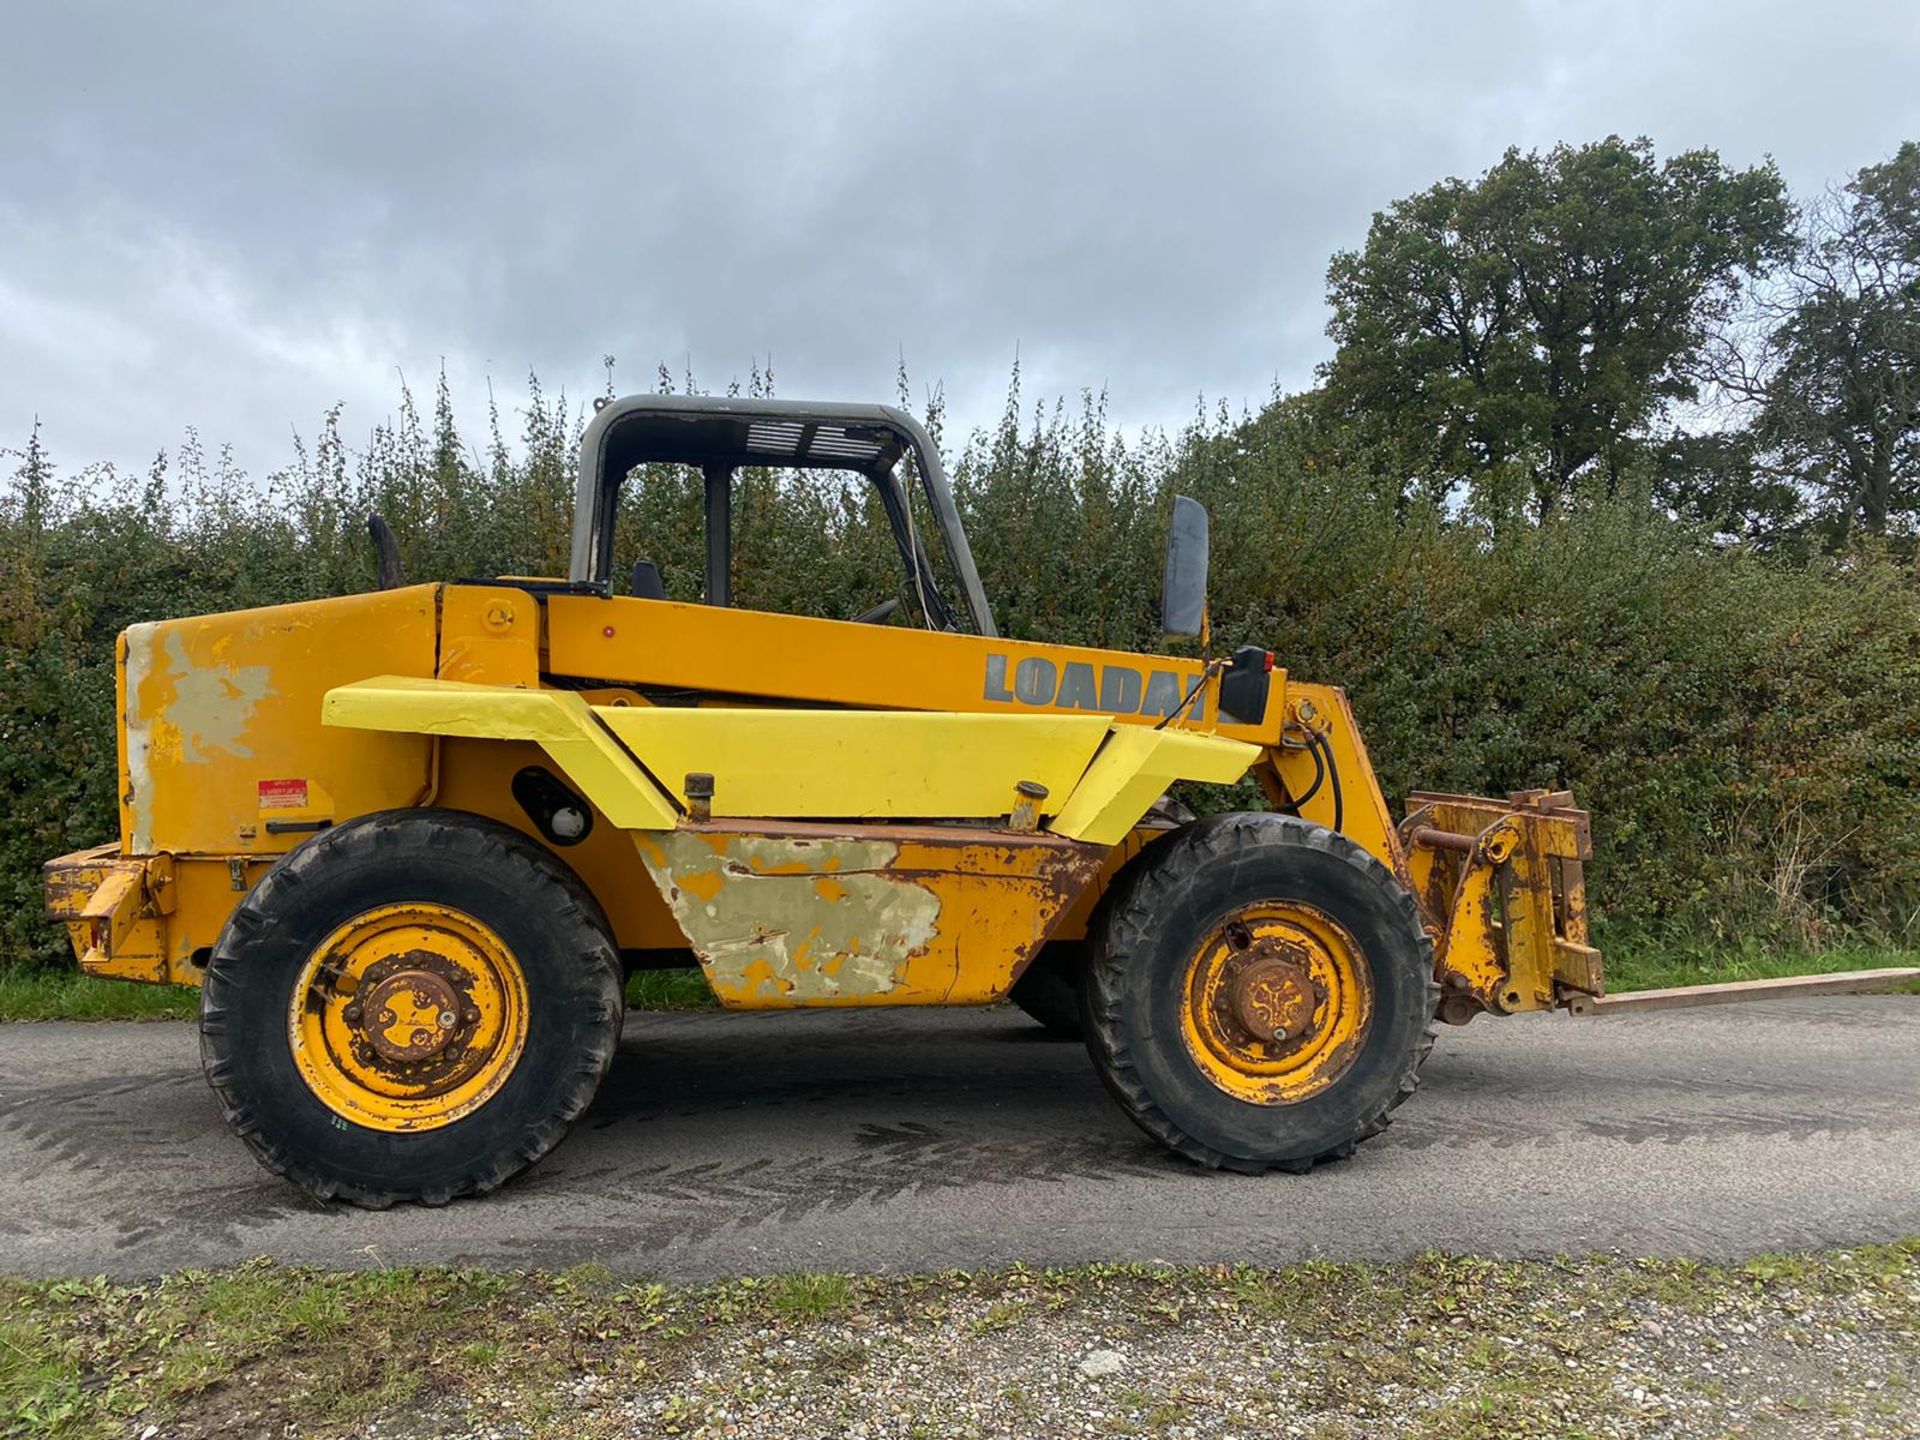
[
  {"xmin": 200, "ymin": 808, "xmax": 623, "ymax": 1207},
  {"xmin": 1082, "ymin": 812, "xmax": 1436, "ymax": 1173}
]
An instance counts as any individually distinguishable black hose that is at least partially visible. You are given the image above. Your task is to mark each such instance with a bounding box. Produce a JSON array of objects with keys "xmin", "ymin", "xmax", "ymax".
[
  {"xmin": 1311, "ymin": 730, "xmax": 1344, "ymax": 834},
  {"xmin": 1292, "ymin": 735, "xmax": 1326, "ymax": 807}
]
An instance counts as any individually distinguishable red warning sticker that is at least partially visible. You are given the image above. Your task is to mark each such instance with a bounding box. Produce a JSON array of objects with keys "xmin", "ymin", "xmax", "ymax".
[{"xmin": 258, "ymin": 778, "xmax": 309, "ymax": 810}]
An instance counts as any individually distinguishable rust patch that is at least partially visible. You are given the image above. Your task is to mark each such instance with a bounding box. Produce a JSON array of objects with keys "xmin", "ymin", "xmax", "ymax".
[
  {"xmin": 40, "ymin": 848, "xmax": 121, "ymax": 918},
  {"xmin": 336, "ymin": 949, "xmax": 494, "ymax": 1098},
  {"xmin": 1405, "ymin": 789, "xmax": 1602, "ymax": 1013},
  {"xmin": 40, "ymin": 846, "xmax": 170, "ymax": 981},
  {"xmin": 641, "ymin": 833, "xmax": 938, "ymax": 1003},
  {"xmin": 361, "ymin": 969, "xmax": 462, "ymax": 1064},
  {"xmin": 637, "ymin": 820, "xmax": 1108, "ymax": 1009},
  {"xmin": 1227, "ymin": 953, "xmax": 1317, "ymax": 1044}
]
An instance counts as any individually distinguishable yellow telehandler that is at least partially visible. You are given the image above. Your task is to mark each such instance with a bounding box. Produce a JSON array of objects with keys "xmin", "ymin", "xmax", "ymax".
[{"xmin": 43, "ymin": 395, "xmax": 1599, "ymax": 1205}]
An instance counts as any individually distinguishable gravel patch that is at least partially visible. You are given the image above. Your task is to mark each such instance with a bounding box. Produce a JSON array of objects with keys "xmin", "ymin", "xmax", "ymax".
[{"xmin": 5, "ymin": 1247, "xmax": 1915, "ymax": 1438}]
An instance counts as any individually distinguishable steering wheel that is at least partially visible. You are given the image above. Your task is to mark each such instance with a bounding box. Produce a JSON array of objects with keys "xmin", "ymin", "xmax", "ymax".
[{"xmin": 851, "ymin": 597, "xmax": 902, "ymax": 626}]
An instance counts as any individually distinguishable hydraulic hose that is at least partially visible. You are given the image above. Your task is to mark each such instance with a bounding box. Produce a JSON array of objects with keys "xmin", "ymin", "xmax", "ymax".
[
  {"xmin": 1293, "ymin": 734, "xmax": 1327, "ymax": 807},
  {"xmin": 1310, "ymin": 729, "xmax": 1345, "ymax": 834}
]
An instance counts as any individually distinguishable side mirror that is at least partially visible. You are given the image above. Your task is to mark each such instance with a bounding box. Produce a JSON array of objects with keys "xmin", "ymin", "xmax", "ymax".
[{"xmin": 1161, "ymin": 495, "xmax": 1210, "ymax": 639}]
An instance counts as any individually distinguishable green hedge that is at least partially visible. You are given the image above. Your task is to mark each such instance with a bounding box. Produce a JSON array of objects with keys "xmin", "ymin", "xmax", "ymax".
[{"xmin": 4, "ymin": 374, "xmax": 1916, "ymax": 974}]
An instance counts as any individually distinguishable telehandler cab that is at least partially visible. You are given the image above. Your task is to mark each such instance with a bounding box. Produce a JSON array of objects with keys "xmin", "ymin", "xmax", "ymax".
[{"xmin": 43, "ymin": 394, "xmax": 1600, "ymax": 1205}]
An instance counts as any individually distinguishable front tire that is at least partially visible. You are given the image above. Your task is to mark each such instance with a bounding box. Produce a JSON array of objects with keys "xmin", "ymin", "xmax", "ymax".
[
  {"xmin": 200, "ymin": 808, "xmax": 623, "ymax": 1207},
  {"xmin": 1082, "ymin": 812, "xmax": 1436, "ymax": 1173}
]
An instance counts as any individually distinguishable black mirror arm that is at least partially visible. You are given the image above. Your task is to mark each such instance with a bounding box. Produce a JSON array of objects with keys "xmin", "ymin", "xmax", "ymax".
[{"xmin": 367, "ymin": 513, "xmax": 405, "ymax": 590}]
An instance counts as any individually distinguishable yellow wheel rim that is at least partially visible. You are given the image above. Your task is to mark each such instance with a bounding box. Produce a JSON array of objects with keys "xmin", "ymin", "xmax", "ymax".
[
  {"xmin": 288, "ymin": 903, "xmax": 529, "ymax": 1133},
  {"xmin": 1179, "ymin": 900, "xmax": 1373, "ymax": 1105}
]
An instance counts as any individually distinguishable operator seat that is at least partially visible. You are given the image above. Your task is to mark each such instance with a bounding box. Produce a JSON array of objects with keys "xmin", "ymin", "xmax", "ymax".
[{"xmin": 628, "ymin": 560, "xmax": 666, "ymax": 600}]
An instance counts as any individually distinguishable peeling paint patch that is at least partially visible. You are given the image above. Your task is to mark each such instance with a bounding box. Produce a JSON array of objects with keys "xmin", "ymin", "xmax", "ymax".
[
  {"xmin": 641, "ymin": 832, "xmax": 940, "ymax": 1003},
  {"xmin": 122, "ymin": 624, "xmax": 158, "ymax": 854},
  {"xmin": 162, "ymin": 629, "xmax": 274, "ymax": 763}
]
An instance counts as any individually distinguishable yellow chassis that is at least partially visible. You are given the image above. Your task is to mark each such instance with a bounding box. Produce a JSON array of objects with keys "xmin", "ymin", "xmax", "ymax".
[{"xmin": 44, "ymin": 582, "xmax": 1599, "ymax": 1020}]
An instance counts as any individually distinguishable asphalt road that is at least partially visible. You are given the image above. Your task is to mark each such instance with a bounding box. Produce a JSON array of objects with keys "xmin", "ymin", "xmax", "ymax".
[{"xmin": 1, "ymin": 997, "xmax": 1915, "ymax": 1280}]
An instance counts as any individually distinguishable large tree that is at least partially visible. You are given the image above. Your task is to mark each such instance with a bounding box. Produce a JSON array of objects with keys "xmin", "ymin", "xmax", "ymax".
[
  {"xmin": 1322, "ymin": 138, "xmax": 1792, "ymax": 519},
  {"xmin": 1737, "ymin": 143, "xmax": 1920, "ymax": 543}
]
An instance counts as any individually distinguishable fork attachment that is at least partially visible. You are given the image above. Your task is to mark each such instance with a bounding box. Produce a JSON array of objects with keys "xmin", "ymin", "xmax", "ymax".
[{"xmin": 1400, "ymin": 790, "xmax": 1601, "ymax": 1024}]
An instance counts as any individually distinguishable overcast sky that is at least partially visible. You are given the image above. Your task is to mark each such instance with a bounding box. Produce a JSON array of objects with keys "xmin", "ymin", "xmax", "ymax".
[{"xmin": 4, "ymin": 1, "xmax": 1917, "ymax": 480}]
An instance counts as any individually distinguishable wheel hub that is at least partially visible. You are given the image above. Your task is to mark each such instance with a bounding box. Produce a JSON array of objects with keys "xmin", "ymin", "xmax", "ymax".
[
  {"xmin": 358, "ymin": 965, "xmax": 464, "ymax": 1063},
  {"xmin": 1180, "ymin": 900, "xmax": 1374, "ymax": 1105},
  {"xmin": 288, "ymin": 904, "xmax": 529, "ymax": 1132},
  {"xmin": 1224, "ymin": 948, "xmax": 1318, "ymax": 1045}
]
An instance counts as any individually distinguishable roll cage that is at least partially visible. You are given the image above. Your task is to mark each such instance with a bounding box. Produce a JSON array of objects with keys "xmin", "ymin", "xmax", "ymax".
[{"xmin": 568, "ymin": 394, "xmax": 998, "ymax": 637}]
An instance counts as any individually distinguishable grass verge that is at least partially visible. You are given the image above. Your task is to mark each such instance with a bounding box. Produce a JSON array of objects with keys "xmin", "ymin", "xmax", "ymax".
[
  {"xmin": 1599, "ymin": 936, "xmax": 1920, "ymax": 993},
  {"xmin": 0, "ymin": 970, "xmax": 198, "ymax": 1022},
  {"xmin": 2, "ymin": 1245, "xmax": 1915, "ymax": 1438}
]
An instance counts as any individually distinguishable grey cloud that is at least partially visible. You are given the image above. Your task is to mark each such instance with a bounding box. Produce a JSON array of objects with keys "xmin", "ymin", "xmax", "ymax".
[{"xmin": 3, "ymin": 0, "xmax": 1917, "ymax": 477}]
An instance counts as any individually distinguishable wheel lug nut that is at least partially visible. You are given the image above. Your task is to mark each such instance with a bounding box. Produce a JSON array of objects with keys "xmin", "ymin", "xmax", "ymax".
[
  {"xmin": 342, "ymin": 1004, "xmax": 363, "ymax": 1025},
  {"xmin": 463, "ymin": 1008, "xmax": 480, "ymax": 1025}
]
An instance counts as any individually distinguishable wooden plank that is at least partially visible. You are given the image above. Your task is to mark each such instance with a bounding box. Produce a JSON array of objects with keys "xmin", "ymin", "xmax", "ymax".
[{"xmin": 1573, "ymin": 968, "xmax": 1920, "ymax": 1015}]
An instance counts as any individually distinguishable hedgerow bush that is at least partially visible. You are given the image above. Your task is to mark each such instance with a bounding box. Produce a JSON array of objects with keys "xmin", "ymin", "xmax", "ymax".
[{"xmin": 3, "ymin": 368, "xmax": 1915, "ymax": 974}]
